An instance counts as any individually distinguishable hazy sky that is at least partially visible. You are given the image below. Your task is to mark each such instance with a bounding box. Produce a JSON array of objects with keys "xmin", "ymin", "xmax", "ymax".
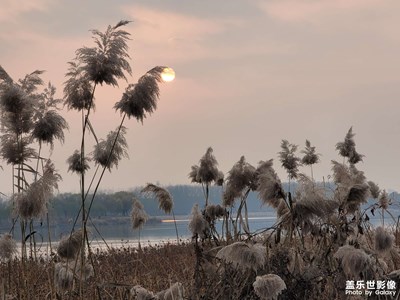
[{"xmin": 1, "ymin": 0, "xmax": 400, "ymax": 194}]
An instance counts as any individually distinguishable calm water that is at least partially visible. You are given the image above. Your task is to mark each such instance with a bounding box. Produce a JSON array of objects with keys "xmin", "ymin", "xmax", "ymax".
[
  {"xmin": 94, "ymin": 215, "xmax": 276, "ymax": 242},
  {"xmin": 8, "ymin": 208, "xmax": 396, "ymax": 255}
]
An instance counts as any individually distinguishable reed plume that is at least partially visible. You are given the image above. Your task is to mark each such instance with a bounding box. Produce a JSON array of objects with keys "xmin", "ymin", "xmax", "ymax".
[
  {"xmin": 141, "ymin": 183, "xmax": 173, "ymax": 214},
  {"xmin": 368, "ymin": 181, "xmax": 380, "ymax": 199},
  {"xmin": 14, "ymin": 160, "xmax": 60, "ymax": 220},
  {"xmin": 0, "ymin": 134, "xmax": 36, "ymax": 165},
  {"xmin": 278, "ymin": 140, "xmax": 300, "ymax": 180},
  {"xmin": 374, "ymin": 226, "xmax": 394, "ymax": 254},
  {"xmin": 256, "ymin": 160, "xmax": 285, "ymax": 208},
  {"xmin": 223, "ymin": 156, "xmax": 256, "ymax": 206},
  {"xmin": 205, "ymin": 204, "xmax": 225, "ymax": 221},
  {"xmin": 345, "ymin": 183, "xmax": 370, "ymax": 213},
  {"xmin": 57, "ymin": 229, "xmax": 83, "ymax": 259},
  {"xmin": 301, "ymin": 140, "xmax": 320, "ymax": 180},
  {"xmin": 67, "ymin": 150, "xmax": 90, "ymax": 174},
  {"xmin": 335, "ymin": 127, "xmax": 364, "ymax": 164},
  {"xmin": 334, "ymin": 245, "xmax": 371, "ymax": 278},
  {"xmin": 130, "ymin": 285, "xmax": 155, "ymax": 300},
  {"xmin": 92, "ymin": 125, "xmax": 128, "ymax": 170},
  {"xmin": 216, "ymin": 242, "xmax": 266, "ymax": 271},
  {"xmin": 54, "ymin": 262, "xmax": 74, "ymax": 291},
  {"xmin": 32, "ymin": 110, "xmax": 68, "ymax": 148},
  {"xmin": 131, "ymin": 198, "xmax": 148, "ymax": 230},
  {"xmin": 197, "ymin": 147, "xmax": 219, "ymax": 184},
  {"xmin": 300, "ymin": 140, "xmax": 320, "ymax": 166},
  {"xmin": 331, "ymin": 160, "xmax": 369, "ymax": 213},
  {"xmin": 215, "ymin": 170, "xmax": 224, "ymax": 186},
  {"xmin": 54, "ymin": 260, "xmax": 93, "ymax": 292},
  {"xmin": 188, "ymin": 165, "xmax": 201, "ymax": 183},
  {"xmin": 19, "ymin": 70, "xmax": 45, "ymax": 94},
  {"xmin": 76, "ymin": 20, "xmax": 132, "ymax": 86},
  {"xmin": 188, "ymin": 204, "xmax": 208, "ymax": 238},
  {"xmin": 114, "ymin": 66, "xmax": 166, "ymax": 123},
  {"xmin": 378, "ymin": 190, "xmax": 390, "ymax": 210},
  {"xmin": 0, "ymin": 233, "xmax": 17, "ymax": 261},
  {"xmin": 294, "ymin": 174, "xmax": 337, "ymax": 221},
  {"xmin": 0, "ymin": 81, "xmax": 33, "ymax": 114},
  {"xmin": 253, "ymin": 274, "xmax": 286, "ymax": 300},
  {"xmin": 63, "ymin": 61, "xmax": 94, "ymax": 111},
  {"xmin": 157, "ymin": 282, "xmax": 185, "ymax": 300},
  {"xmin": 331, "ymin": 160, "xmax": 352, "ymax": 185}
]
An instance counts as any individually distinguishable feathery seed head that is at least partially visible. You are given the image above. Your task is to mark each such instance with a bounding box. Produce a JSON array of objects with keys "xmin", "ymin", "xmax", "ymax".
[
  {"xmin": 0, "ymin": 84, "xmax": 29, "ymax": 114},
  {"xmin": 188, "ymin": 165, "xmax": 201, "ymax": 183},
  {"xmin": 334, "ymin": 245, "xmax": 371, "ymax": 278},
  {"xmin": 336, "ymin": 127, "xmax": 364, "ymax": 164},
  {"xmin": 336, "ymin": 127, "xmax": 356, "ymax": 158},
  {"xmin": 223, "ymin": 156, "xmax": 257, "ymax": 206},
  {"xmin": 0, "ymin": 234, "xmax": 17, "ymax": 261},
  {"xmin": 253, "ymin": 274, "xmax": 287, "ymax": 300},
  {"xmin": 67, "ymin": 150, "xmax": 90, "ymax": 174},
  {"xmin": 378, "ymin": 190, "xmax": 390, "ymax": 210},
  {"xmin": 161, "ymin": 282, "xmax": 185, "ymax": 300},
  {"xmin": 301, "ymin": 140, "xmax": 321, "ymax": 166},
  {"xmin": 54, "ymin": 263, "xmax": 74, "ymax": 291},
  {"xmin": 205, "ymin": 204, "xmax": 225, "ymax": 221},
  {"xmin": 222, "ymin": 186, "xmax": 237, "ymax": 207},
  {"xmin": 63, "ymin": 61, "xmax": 94, "ymax": 111},
  {"xmin": 32, "ymin": 110, "xmax": 68, "ymax": 148},
  {"xmin": 130, "ymin": 285, "xmax": 155, "ymax": 300},
  {"xmin": 278, "ymin": 140, "xmax": 301, "ymax": 179},
  {"xmin": 345, "ymin": 183, "xmax": 370, "ymax": 213},
  {"xmin": 217, "ymin": 242, "xmax": 266, "ymax": 271},
  {"xmin": 375, "ymin": 226, "xmax": 394, "ymax": 254},
  {"xmin": 114, "ymin": 67, "xmax": 166, "ymax": 122},
  {"xmin": 131, "ymin": 198, "xmax": 149, "ymax": 230},
  {"xmin": 197, "ymin": 147, "xmax": 219, "ymax": 184},
  {"xmin": 368, "ymin": 181, "xmax": 380, "ymax": 199},
  {"xmin": 57, "ymin": 229, "xmax": 83, "ymax": 259},
  {"xmin": 92, "ymin": 126, "xmax": 128, "ymax": 170},
  {"xmin": 188, "ymin": 204, "xmax": 208, "ymax": 238},
  {"xmin": 256, "ymin": 161, "xmax": 285, "ymax": 208},
  {"xmin": 141, "ymin": 183, "xmax": 173, "ymax": 214},
  {"xmin": 256, "ymin": 159, "xmax": 274, "ymax": 175},
  {"xmin": 294, "ymin": 174, "xmax": 337, "ymax": 221},
  {"xmin": 215, "ymin": 170, "xmax": 224, "ymax": 186},
  {"xmin": 75, "ymin": 21, "xmax": 132, "ymax": 86},
  {"xmin": 0, "ymin": 135, "xmax": 36, "ymax": 165},
  {"xmin": 18, "ymin": 70, "xmax": 44, "ymax": 94},
  {"xmin": 14, "ymin": 161, "xmax": 60, "ymax": 220}
]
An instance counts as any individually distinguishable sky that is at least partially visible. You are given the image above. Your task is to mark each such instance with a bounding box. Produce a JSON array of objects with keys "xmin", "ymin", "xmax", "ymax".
[{"xmin": 0, "ymin": 0, "xmax": 400, "ymax": 194}]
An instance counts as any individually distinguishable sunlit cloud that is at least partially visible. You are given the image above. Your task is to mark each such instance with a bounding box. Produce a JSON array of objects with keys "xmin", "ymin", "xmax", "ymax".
[
  {"xmin": 120, "ymin": 5, "xmax": 246, "ymax": 64},
  {"xmin": 258, "ymin": 0, "xmax": 380, "ymax": 22},
  {"xmin": 0, "ymin": 0, "xmax": 52, "ymax": 23}
]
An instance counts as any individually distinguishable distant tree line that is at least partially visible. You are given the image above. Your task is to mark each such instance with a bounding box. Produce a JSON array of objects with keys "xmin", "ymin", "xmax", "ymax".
[{"xmin": 0, "ymin": 183, "xmax": 398, "ymax": 228}]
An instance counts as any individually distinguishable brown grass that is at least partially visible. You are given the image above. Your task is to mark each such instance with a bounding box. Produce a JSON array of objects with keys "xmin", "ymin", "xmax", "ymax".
[{"xmin": 0, "ymin": 242, "xmax": 195, "ymax": 299}]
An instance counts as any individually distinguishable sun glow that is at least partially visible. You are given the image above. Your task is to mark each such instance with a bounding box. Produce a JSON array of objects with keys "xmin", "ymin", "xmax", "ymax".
[{"xmin": 161, "ymin": 67, "xmax": 175, "ymax": 82}]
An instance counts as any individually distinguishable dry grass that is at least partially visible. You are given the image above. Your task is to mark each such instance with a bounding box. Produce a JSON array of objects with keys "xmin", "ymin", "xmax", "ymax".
[
  {"xmin": 0, "ymin": 242, "xmax": 195, "ymax": 299},
  {"xmin": 1, "ymin": 227, "xmax": 400, "ymax": 299}
]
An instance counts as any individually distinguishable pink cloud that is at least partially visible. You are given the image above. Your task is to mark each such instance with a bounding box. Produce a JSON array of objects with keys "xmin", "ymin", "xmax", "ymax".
[
  {"xmin": 0, "ymin": 0, "xmax": 52, "ymax": 23},
  {"xmin": 259, "ymin": 0, "xmax": 380, "ymax": 22},
  {"xmin": 123, "ymin": 5, "xmax": 224, "ymax": 43},
  {"xmin": 120, "ymin": 5, "xmax": 240, "ymax": 64}
]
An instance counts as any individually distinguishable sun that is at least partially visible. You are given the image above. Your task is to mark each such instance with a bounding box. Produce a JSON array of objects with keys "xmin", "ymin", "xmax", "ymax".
[{"xmin": 161, "ymin": 67, "xmax": 175, "ymax": 82}]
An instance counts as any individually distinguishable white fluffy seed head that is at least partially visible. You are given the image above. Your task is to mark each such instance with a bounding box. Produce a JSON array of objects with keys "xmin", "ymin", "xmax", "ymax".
[{"xmin": 253, "ymin": 274, "xmax": 286, "ymax": 300}]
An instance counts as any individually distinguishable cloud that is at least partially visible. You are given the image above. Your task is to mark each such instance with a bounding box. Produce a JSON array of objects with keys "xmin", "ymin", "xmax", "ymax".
[
  {"xmin": 120, "ymin": 5, "xmax": 244, "ymax": 64},
  {"xmin": 123, "ymin": 5, "xmax": 224, "ymax": 43},
  {"xmin": 258, "ymin": 0, "xmax": 380, "ymax": 22},
  {"xmin": 0, "ymin": 0, "xmax": 52, "ymax": 23}
]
